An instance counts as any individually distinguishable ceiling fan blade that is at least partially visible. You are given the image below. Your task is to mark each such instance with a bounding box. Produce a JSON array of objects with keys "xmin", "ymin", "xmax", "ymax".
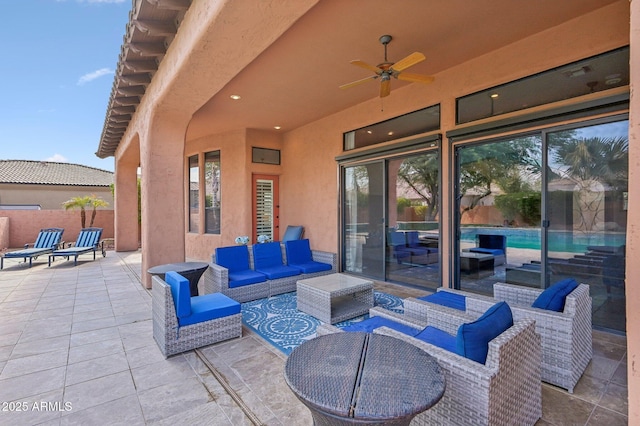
[
  {"xmin": 390, "ymin": 52, "xmax": 426, "ymax": 72},
  {"xmin": 339, "ymin": 75, "xmax": 377, "ymax": 90},
  {"xmin": 397, "ymin": 72, "xmax": 435, "ymax": 84},
  {"xmin": 350, "ymin": 60, "xmax": 382, "ymax": 74},
  {"xmin": 380, "ymin": 79, "xmax": 391, "ymax": 98}
]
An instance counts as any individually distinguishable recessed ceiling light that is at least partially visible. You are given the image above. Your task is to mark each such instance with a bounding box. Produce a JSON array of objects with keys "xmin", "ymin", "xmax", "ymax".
[
  {"xmin": 366, "ymin": 130, "xmax": 373, "ymax": 134},
  {"xmin": 490, "ymin": 93, "xmax": 499, "ymax": 98},
  {"xmin": 274, "ymin": 126, "xmax": 281, "ymax": 130},
  {"xmin": 388, "ymin": 131, "xmax": 394, "ymax": 136},
  {"xmin": 230, "ymin": 95, "xmax": 241, "ymax": 100}
]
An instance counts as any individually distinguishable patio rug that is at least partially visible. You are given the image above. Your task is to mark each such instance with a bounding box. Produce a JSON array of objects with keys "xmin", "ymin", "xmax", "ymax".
[{"xmin": 241, "ymin": 291, "xmax": 404, "ymax": 355}]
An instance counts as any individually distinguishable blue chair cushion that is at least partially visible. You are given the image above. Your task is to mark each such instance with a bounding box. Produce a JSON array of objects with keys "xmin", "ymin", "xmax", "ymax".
[
  {"xmin": 216, "ymin": 246, "xmax": 251, "ymax": 272},
  {"xmin": 469, "ymin": 247, "xmax": 504, "ymax": 256},
  {"xmin": 341, "ymin": 316, "xmax": 421, "ymax": 336},
  {"xmin": 253, "ymin": 241, "xmax": 284, "ymax": 269},
  {"xmin": 531, "ymin": 278, "xmax": 579, "ymax": 312},
  {"xmin": 456, "ymin": 301, "xmax": 513, "ymax": 364},
  {"xmin": 418, "ymin": 291, "xmax": 466, "ymax": 311},
  {"xmin": 228, "ymin": 270, "xmax": 267, "ymax": 288},
  {"xmin": 179, "ymin": 293, "xmax": 241, "ymax": 327},
  {"xmin": 282, "ymin": 225, "xmax": 304, "ymax": 242},
  {"xmin": 255, "ymin": 265, "xmax": 301, "ymax": 280},
  {"xmin": 165, "ymin": 271, "xmax": 191, "ymax": 319},
  {"xmin": 415, "ymin": 326, "xmax": 457, "ymax": 354},
  {"xmin": 289, "ymin": 261, "xmax": 332, "ymax": 274},
  {"xmin": 285, "ymin": 239, "xmax": 313, "ymax": 264}
]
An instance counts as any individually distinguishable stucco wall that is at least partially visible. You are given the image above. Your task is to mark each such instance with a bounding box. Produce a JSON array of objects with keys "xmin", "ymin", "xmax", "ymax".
[
  {"xmin": 0, "ymin": 210, "xmax": 114, "ymax": 249},
  {"xmin": 181, "ymin": 2, "xmax": 629, "ymax": 264},
  {"xmin": 0, "ymin": 184, "xmax": 113, "ymax": 210}
]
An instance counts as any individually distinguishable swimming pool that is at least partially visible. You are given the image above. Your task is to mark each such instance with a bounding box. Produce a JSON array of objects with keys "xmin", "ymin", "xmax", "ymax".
[{"xmin": 460, "ymin": 227, "xmax": 626, "ymax": 253}]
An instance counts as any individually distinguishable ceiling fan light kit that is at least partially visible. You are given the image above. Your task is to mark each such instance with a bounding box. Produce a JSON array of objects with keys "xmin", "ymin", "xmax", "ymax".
[{"xmin": 340, "ymin": 34, "xmax": 434, "ymax": 98}]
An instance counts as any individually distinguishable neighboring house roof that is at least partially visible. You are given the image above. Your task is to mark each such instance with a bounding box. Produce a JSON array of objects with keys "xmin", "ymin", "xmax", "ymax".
[{"xmin": 0, "ymin": 160, "xmax": 114, "ymax": 187}]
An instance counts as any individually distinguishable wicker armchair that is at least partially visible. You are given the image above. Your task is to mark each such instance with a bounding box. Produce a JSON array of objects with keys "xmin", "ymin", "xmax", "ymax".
[
  {"xmin": 318, "ymin": 305, "xmax": 542, "ymax": 426},
  {"xmin": 152, "ymin": 275, "xmax": 242, "ymax": 358},
  {"xmin": 405, "ymin": 282, "xmax": 592, "ymax": 393}
]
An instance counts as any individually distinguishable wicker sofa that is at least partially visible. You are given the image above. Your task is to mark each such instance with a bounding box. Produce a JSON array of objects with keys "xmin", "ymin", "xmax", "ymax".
[
  {"xmin": 152, "ymin": 272, "xmax": 242, "ymax": 358},
  {"xmin": 318, "ymin": 304, "xmax": 542, "ymax": 426},
  {"xmin": 204, "ymin": 241, "xmax": 336, "ymax": 302},
  {"xmin": 404, "ymin": 281, "xmax": 592, "ymax": 393}
]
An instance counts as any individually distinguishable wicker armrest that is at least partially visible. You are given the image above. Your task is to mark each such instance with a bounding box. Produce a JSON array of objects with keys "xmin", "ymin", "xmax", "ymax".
[
  {"xmin": 494, "ymin": 282, "xmax": 542, "ymax": 306},
  {"xmin": 203, "ymin": 261, "xmax": 230, "ymax": 294},
  {"xmin": 425, "ymin": 304, "xmax": 477, "ymax": 335},
  {"xmin": 368, "ymin": 306, "xmax": 429, "ymax": 329},
  {"xmin": 311, "ymin": 250, "xmax": 337, "ymax": 271},
  {"xmin": 316, "ymin": 323, "xmax": 343, "ymax": 335}
]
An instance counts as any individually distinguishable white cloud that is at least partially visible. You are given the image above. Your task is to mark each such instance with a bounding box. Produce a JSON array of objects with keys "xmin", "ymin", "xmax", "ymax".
[
  {"xmin": 77, "ymin": 68, "xmax": 113, "ymax": 85},
  {"xmin": 45, "ymin": 154, "xmax": 69, "ymax": 163}
]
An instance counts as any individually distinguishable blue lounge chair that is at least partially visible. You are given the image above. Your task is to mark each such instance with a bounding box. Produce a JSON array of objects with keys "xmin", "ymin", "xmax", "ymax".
[
  {"xmin": 1, "ymin": 227, "xmax": 64, "ymax": 269},
  {"xmin": 48, "ymin": 227, "xmax": 106, "ymax": 266}
]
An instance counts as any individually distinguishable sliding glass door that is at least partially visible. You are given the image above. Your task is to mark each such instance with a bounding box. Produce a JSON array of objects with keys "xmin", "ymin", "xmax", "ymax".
[
  {"xmin": 341, "ymin": 148, "xmax": 440, "ymax": 290},
  {"xmin": 343, "ymin": 162, "xmax": 385, "ymax": 280},
  {"xmin": 546, "ymin": 120, "xmax": 627, "ymax": 331},
  {"xmin": 454, "ymin": 117, "xmax": 627, "ymax": 332},
  {"xmin": 456, "ymin": 135, "xmax": 542, "ymax": 294}
]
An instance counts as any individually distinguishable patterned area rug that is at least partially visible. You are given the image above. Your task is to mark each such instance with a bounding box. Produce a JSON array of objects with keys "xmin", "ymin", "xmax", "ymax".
[{"xmin": 241, "ymin": 291, "xmax": 404, "ymax": 355}]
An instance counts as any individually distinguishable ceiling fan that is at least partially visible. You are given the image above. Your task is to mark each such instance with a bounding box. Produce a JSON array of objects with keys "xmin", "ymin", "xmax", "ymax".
[{"xmin": 340, "ymin": 35, "xmax": 434, "ymax": 98}]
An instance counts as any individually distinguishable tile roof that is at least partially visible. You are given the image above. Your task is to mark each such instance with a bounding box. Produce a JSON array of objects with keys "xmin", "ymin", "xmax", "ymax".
[{"xmin": 0, "ymin": 160, "xmax": 114, "ymax": 186}]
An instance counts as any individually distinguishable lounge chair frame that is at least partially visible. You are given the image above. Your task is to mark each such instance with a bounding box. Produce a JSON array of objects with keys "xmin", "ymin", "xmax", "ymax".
[
  {"xmin": 48, "ymin": 227, "xmax": 106, "ymax": 266},
  {"xmin": 1, "ymin": 227, "xmax": 64, "ymax": 269}
]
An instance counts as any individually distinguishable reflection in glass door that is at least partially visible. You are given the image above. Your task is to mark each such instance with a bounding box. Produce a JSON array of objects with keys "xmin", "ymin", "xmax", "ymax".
[
  {"xmin": 546, "ymin": 120, "xmax": 627, "ymax": 332},
  {"xmin": 341, "ymin": 149, "xmax": 440, "ymax": 290},
  {"xmin": 454, "ymin": 119, "xmax": 627, "ymax": 332},
  {"xmin": 343, "ymin": 162, "xmax": 385, "ymax": 280},
  {"xmin": 456, "ymin": 135, "xmax": 543, "ymax": 294},
  {"xmin": 386, "ymin": 152, "xmax": 440, "ymax": 289}
]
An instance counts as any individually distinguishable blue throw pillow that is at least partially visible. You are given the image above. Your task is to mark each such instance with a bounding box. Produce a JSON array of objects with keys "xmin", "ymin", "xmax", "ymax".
[
  {"xmin": 456, "ymin": 301, "xmax": 513, "ymax": 364},
  {"xmin": 531, "ymin": 278, "xmax": 579, "ymax": 312}
]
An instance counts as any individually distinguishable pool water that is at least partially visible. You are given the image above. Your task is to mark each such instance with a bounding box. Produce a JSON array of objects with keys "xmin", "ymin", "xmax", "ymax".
[{"xmin": 460, "ymin": 227, "xmax": 626, "ymax": 254}]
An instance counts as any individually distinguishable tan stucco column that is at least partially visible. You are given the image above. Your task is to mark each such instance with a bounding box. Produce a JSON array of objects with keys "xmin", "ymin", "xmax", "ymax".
[
  {"xmin": 628, "ymin": 0, "xmax": 640, "ymax": 420},
  {"xmin": 140, "ymin": 113, "xmax": 188, "ymax": 288},
  {"xmin": 114, "ymin": 150, "xmax": 140, "ymax": 252}
]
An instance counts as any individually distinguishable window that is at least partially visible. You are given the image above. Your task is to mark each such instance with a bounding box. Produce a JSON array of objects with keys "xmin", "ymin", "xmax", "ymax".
[
  {"xmin": 344, "ymin": 105, "xmax": 440, "ymax": 150},
  {"xmin": 188, "ymin": 155, "xmax": 199, "ymax": 233},
  {"xmin": 456, "ymin": 47, "xmax": 629, "ymax": 124},
  {"xmin": 205, "ymin": 151, "xmax": 221, "ymax": 234}
]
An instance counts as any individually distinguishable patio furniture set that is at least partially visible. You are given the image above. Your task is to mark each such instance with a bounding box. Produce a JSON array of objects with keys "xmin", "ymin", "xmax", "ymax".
[
  {"xmin": 1, "ymin": 227, "xmax": 107, "ymax": 269},
  {"xmin": 149, "ymin": 229, "xmax": 589, "ymax": 425}
]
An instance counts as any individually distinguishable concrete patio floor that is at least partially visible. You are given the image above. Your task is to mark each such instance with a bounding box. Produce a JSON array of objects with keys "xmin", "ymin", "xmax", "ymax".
[{"xmin": 0, "ymin": 250, "xmax": 628, "ymax": 425}]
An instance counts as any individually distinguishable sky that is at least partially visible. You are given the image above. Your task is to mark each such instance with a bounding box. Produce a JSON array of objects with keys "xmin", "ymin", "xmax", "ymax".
[{"xmin": 0, "ymin": 0, "xmax": 131, "ymax": 172}]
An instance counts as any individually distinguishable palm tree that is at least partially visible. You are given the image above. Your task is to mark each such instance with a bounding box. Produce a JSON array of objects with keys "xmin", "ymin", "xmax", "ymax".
[
  {"xmin": 62, "ymin": 195, "xmax": 109, "ymax": 228},
  {"xmin": 88, "ymin": 196, "xmax": 110, "ymax": 227}
]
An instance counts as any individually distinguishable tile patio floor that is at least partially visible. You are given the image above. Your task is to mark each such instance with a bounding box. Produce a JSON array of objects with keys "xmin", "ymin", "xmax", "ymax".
[{"xmin": 0, "ymin": 251, "xmax": 628, "ymax": 425}]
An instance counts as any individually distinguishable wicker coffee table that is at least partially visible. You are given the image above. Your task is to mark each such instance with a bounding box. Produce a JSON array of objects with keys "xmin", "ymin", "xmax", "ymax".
[{"xmin": 296, "ymin": 273, "xmax": 373, "ymax": 324}]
